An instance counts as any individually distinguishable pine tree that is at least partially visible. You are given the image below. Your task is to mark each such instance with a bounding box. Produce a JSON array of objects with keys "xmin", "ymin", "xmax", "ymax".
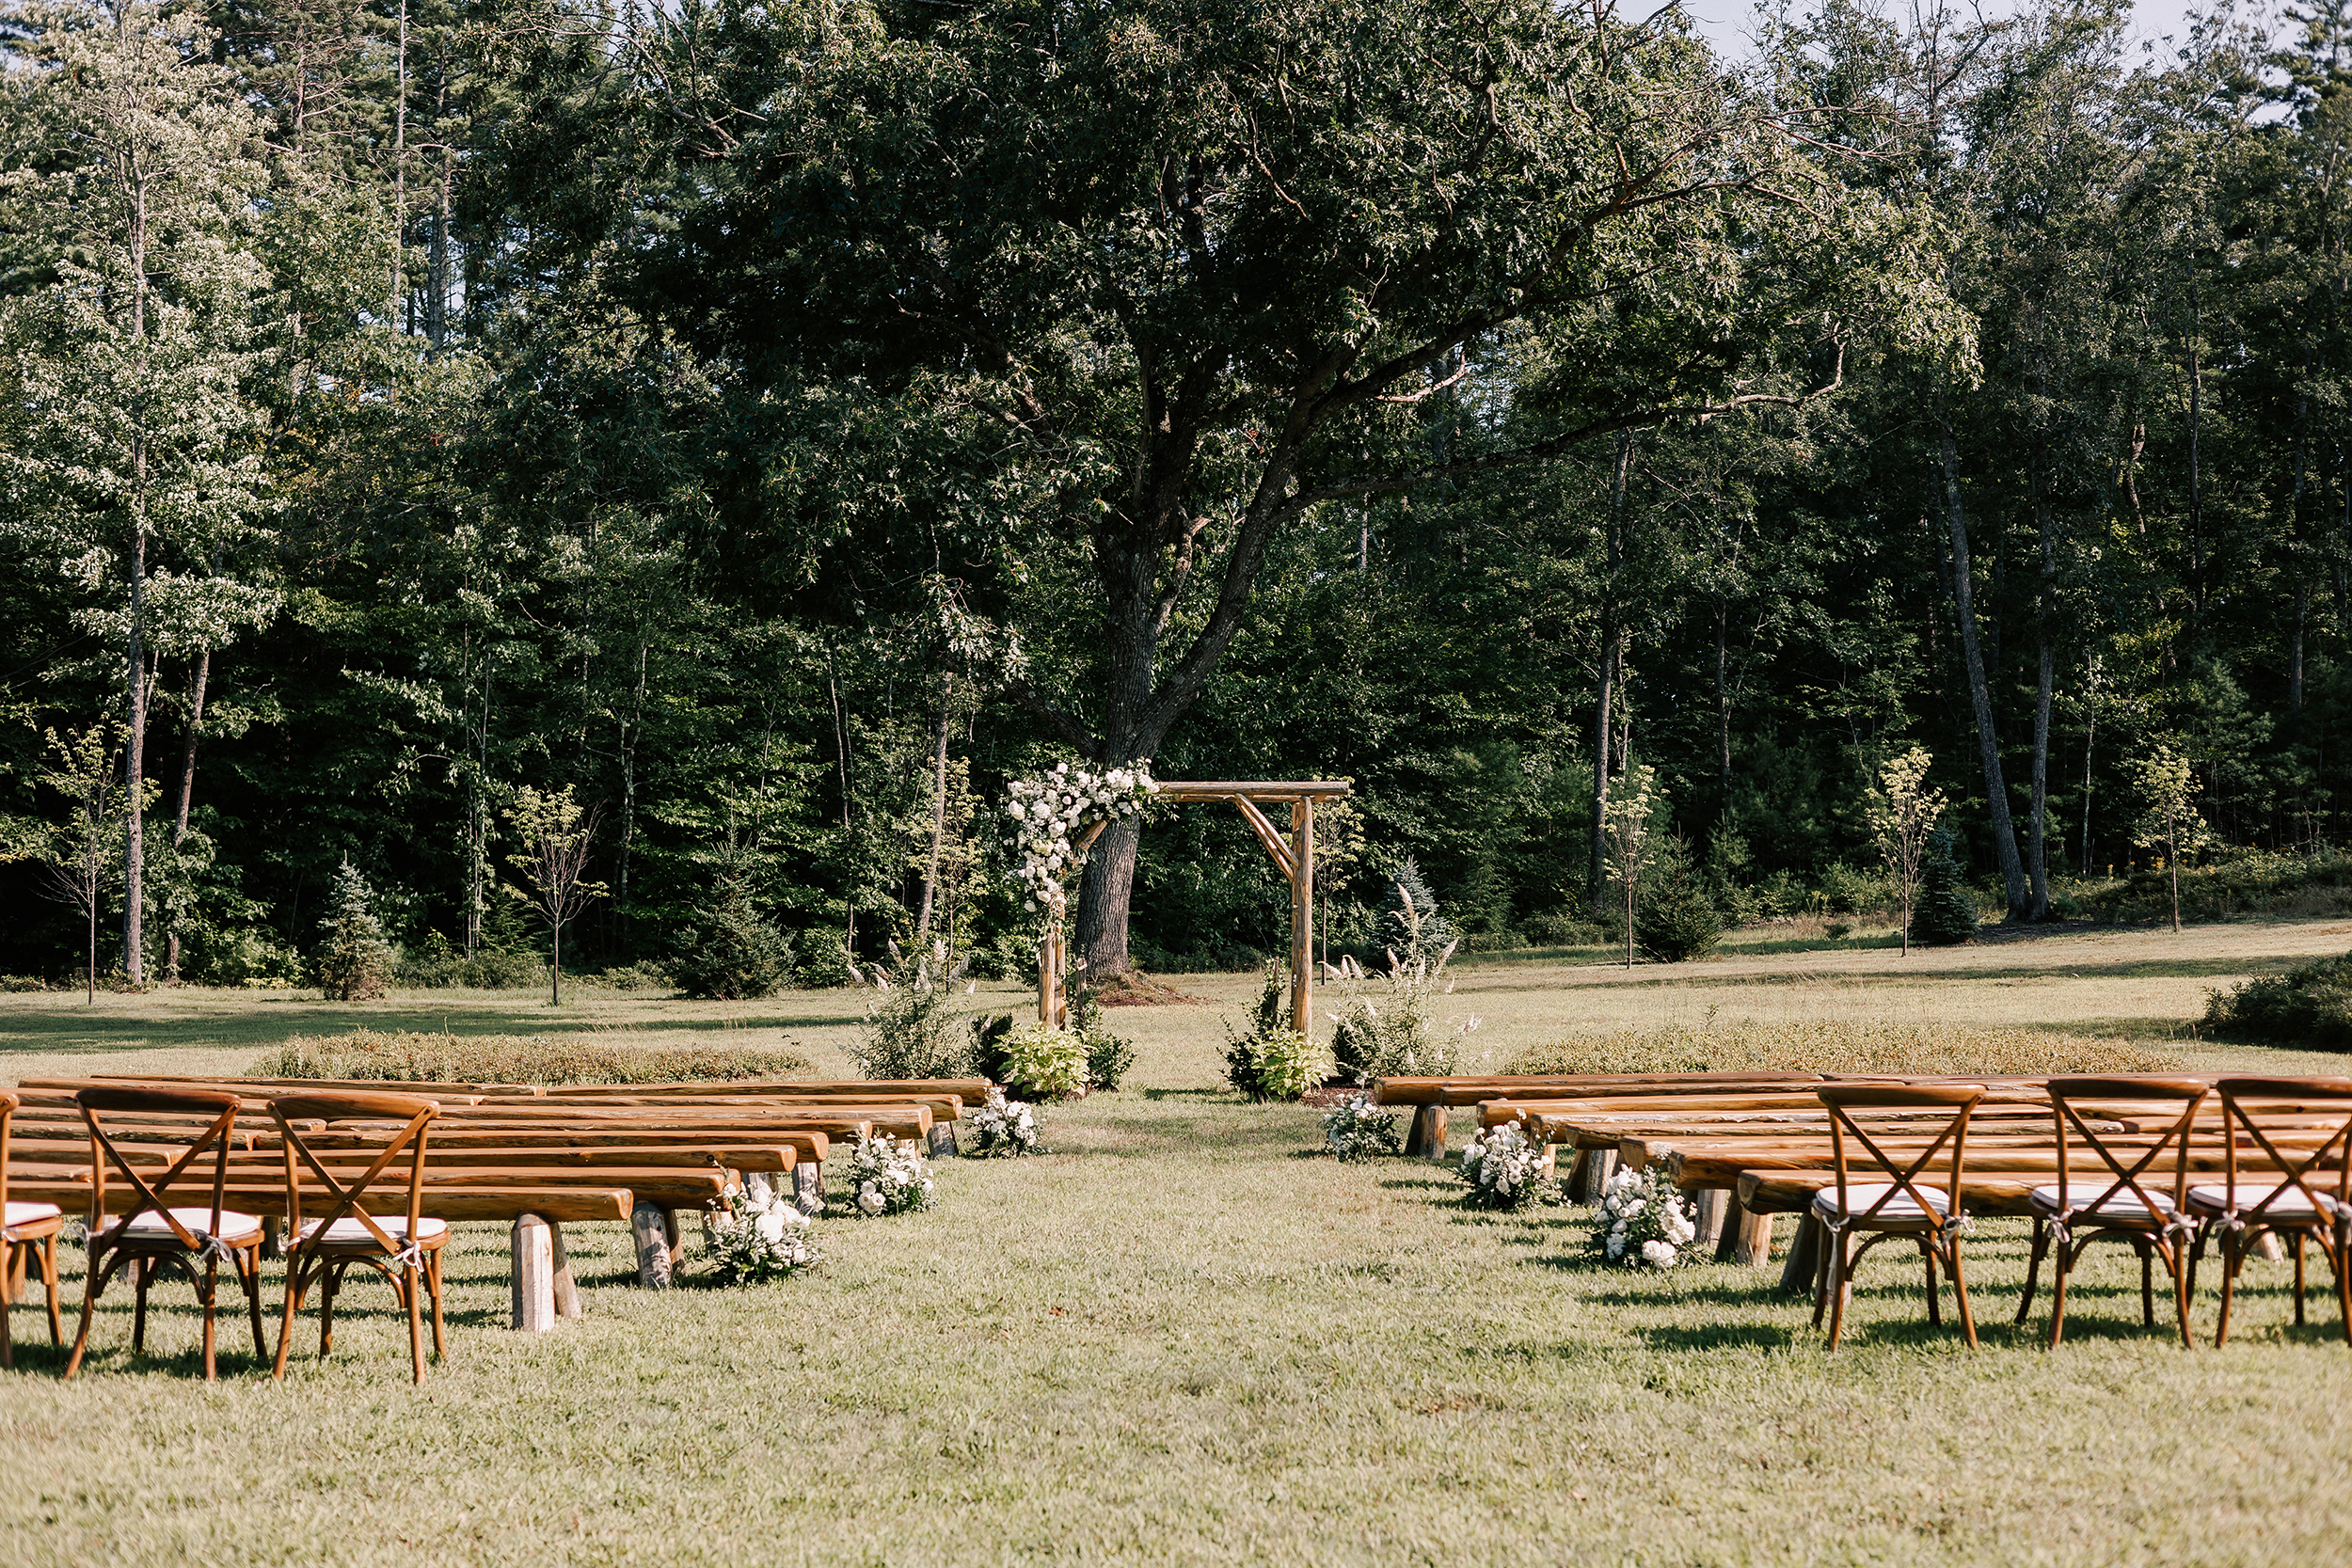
[
  {"xmin": 313, "ymin": 861, "xmax": 398, "ymax": 1001},
  {"xmin": 669, "ymin": 865, "xmax": 795, "ymax": 1001},
  {"xmin": 1909, "ymin": 830, "xmax": 1981, "ymax": 947}
]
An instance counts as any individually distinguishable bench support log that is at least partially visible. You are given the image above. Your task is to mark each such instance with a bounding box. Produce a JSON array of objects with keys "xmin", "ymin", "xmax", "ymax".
[
  {"xmin": 1777, "ymin": 1212, "xmax": 1824, "ymax": 1294},
  {"xmin": 1693, "ymin": 1188, "xmax": 1730, "ymax": 1250},
  {"xmin": 793, "ymin": 1162, "xmax": 823, "ymax": 1216},
  {"xmin": 548, "ymin": 1223, "xmax": 582, "ymax": 1320},
  {"xmin": 1406, "ymin": 1104, "xmax": 1449, "ymax": 1162},
  {"xmin": 1581, "ymin": 1148, "xmax": 1617, "ymax": 1206},
  {"xmin": 631, "ymin": 1201, "xmax": 672, "ymax": 1290},
  {"xmin": 927, "ymin": 1123, "xmax": 958, "ymax": 1159},
  {"xmin": 510, "ymin": 1213, "xmax": 558, "ymax": 1331},
  {"xmin": 660, "ymin": 1207, "xmax": 686, "ymax": 1269},
  {"xmin": 1734, "ymin": 1206, "xmax": 1776, "ymax": 1268}
]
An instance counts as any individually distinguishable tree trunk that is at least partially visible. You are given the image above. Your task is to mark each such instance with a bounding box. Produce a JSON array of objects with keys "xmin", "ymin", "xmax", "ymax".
[
  {"xmin": 1715, "ymin": 600, "xmax": 1733, "ymax": 805},
  {"xmin": 124, "ymin": 544, "xmax": 147, "ymax": 984},
  {"xmin": 914, "ymin": 673, "xmax": 954, "ymax": 946},
  {"xmin": 1937, "ymin": 406, "xmax": 2029, "ymax": 917},
  {"xmin": 2028, "ymin": 462, "xmax": 2056, "ymax": 920},
  {"xmin": 1073, "ymin": 816, "xmax": 1141, "ymax": 982},
  {"xmin": 1588, "ymin": 632, "xmax": 1618, "ymax": 919},
  {"xmin": 164, "ymin": 647, "xmax": 212, "ymax": 980},
  {"xmin": 2186, "ymin": 267, "xmax": 2204, "ymax": 628}
]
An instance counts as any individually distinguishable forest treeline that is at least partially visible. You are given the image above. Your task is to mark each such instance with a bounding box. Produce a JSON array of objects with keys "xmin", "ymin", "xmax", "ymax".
[{"xmin": 3, "ymin": 0, "xmax": 2349, "ymax": 986}]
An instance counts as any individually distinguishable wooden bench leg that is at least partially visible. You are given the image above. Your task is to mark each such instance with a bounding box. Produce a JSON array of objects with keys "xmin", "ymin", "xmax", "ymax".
[
  {"xmin": 1406, "ymin": 1104, "xmax": 1449, "ymax": 1161},
  {"xmin": 661, "ymin": 1208, "xmax": 686, "ymax": 1269},
  {"xmin": 1693, "ymin": 1188, "xmax": 1730, "ymax": 1250},
  {"xmin": 1778, "ymin": 1212, "xmax": 1823, "ymax": 1293},
  {"xmin": 928, "ymin": 1123, "xmax": 958, "ymax": 1159},
  {"xmin": 794, "ymin": 1163, "xmax": 824, "ymax": 1216},
  {"xmin": 260, "ymin": 1215, "xmax": 282, "ymax": 1262},
  {"xmin": 1581, "ymin": 1148, "xmax": 1617, "ymax": 1206},
  {"xmin": 510, "ymin": 1213, "xmax": 558, "ymax": 1331},
  {"xmin": 548, "ymin": 1224, "xmax": 582, "ymax": 1320},
  {"xmin": 1734, "ymin": 1208, "xmax": 1777, "ymax": 1268},
  {"xmin": 630, "ymin": 1201, "xmax": 673, "ymax": 1291}
]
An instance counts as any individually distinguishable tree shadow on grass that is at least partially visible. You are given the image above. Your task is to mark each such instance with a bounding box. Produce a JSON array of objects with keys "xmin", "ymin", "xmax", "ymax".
[{"xmin": 1634, "ymin": 1323, "xmax": 1798, "ymax": 1353}]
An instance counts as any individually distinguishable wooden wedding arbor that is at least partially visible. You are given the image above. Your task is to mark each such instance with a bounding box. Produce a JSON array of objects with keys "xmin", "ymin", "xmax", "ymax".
[{"xmin": 1040, "ymin": 780, "xmax": 1353, "ymax": 1033}]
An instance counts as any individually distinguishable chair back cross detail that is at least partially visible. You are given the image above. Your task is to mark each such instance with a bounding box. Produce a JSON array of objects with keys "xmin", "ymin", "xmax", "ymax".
[{"xmin": 1820, "ymin": 1084, "xmax": 1984, "ymax": 1233}]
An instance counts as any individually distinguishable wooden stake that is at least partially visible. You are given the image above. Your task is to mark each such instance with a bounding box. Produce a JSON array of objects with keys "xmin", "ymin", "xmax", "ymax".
[
  {"xmin": 1290, "ymin": 800, "xmax": 1313, "ymax": 1033},
  {"xmin": 509, "ymin": 1213, "xmax": 556, "ymax": 1331}
]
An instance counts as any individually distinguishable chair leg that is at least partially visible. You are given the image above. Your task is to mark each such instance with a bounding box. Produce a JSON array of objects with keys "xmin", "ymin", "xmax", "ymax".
[
  {"xmin": 272, "ymin": 1263, "xmax": 303, "ymax": 1381},
  {"xmin": 1, "ymin": 1244, "xmax": 11, "ymax": 1370},
  {"xmin": 2049, "ymin": 1239, "xmax": 2074, "ymax": 1350},
  {"xmin": 2016, "ymin": 1220, "xmax": 2048, "ymax": 1326},
  {"xmin": 2216, "ymin": 1236, "xmax": 2244, "ymax": 1349},
  {"xmin": 2332, "ymin": 1238, "xmax": 2352, "ymax": 1349},
  {"xmin": 2139, "ymin": 1238, "xmax": 2156, "ymax": 1329},
  {"xmin": 1947, "ymin": 1240, "xmax": 1979, "ymax": 1350},
  {"xmin": 319, "ymin": 1266, "xmax": 339, "ymax": 1358},
  {"xmin": 428, "ymin": 1252, "xmax": 446, "ymax": 1360},
  {"xmin": 2294, "ymin": 1233, "xmax": 2308, "ymax": 1327},
  {"xmin": 41, "ymin": 1235, "xmax": 61, "ymax": 1345},
  {"xmin": 242, "ymin": 1249, "xmax": 267, "ymax": 1361},
  {"xmin": 1922, "ymin": 1240, "xmax": 1941, "ymax": 1327},
  {"xmin": 1826, "ymin": 1232, "xmax": 1852, "ymax": 1351},
  {"xmin": 200, "ymin": 1256, "xmax": 220, "ymax": 1385},
  {"xmin": 1810, "ymin": 1225, "xmax": 1832, "ymax": 1329},
  {"xmin": 2161, "ymin": 1240, "xmax": 2194, "ymax": 1349},
  {"xmin": 132, "ymin": 1257, "xmax": 151, "ymax": 1354},
  {"xmin": 60, "ymin": 1248, "xmax": 105, "ymax": 1380}
]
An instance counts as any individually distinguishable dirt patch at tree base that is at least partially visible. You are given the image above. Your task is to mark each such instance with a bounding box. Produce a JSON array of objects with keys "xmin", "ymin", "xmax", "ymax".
[{"xmin": 1085, "ymin": 971, "xmax": 1214, "ymax": 1006}]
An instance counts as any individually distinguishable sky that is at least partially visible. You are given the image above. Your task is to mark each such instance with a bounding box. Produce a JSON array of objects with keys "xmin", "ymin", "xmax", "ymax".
[{"xmin": 1678, "ymin": 0, "xmax": 2244, "ymax": 61}]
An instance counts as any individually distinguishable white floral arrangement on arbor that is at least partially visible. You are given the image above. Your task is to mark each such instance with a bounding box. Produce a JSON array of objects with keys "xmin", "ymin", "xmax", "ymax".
[
  {"xmin": 1323, "ymin": 1093, "xmax": 1402, "ymax": 1161},
  {"xmin": 846, "ymin": 1131, "xmax": 936, "ymax": 1216},
  {"xmin": 1589, "ymin": 1165, "xmax": 1699, "ymax": 1269},
  {"xmin": 704, "ymin": 1186, "xmax": 819, "ymax": 1284},
  {"xmin": 964, "ymin": 1086, "xmax": 1044, "ymax": 1157},
  {"xmin": 1457, "ymin": 1121, "xmax": 1556, "ymax": 1209},
  {"xmin": 1002, "ymin": 761, "xmax": 1156, "ymax": 929}
]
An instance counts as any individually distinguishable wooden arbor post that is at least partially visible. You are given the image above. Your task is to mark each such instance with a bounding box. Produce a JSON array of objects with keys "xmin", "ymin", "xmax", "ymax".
[{"xmin": 1157, "ymin": 781, "xmax": 1350, "ymax": 1035}]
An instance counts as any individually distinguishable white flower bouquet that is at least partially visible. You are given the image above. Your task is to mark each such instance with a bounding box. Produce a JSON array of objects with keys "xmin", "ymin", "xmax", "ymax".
[
  {"xmin": 705, "ymin": 1186, "xmax": 819, "ymax": 1284},
  {"xmin": 1589, "ymin": 1164, "xmax": 1699, "ymax": 1268},
  {"xmin": 964, "ymin": 1086, "xmax": 1044, "ymax": 1157},
  {"xmin": 1457, "ymin": 1121, "xmax": 1557, "ymax": 1209},
  {"xmin": 1323, "ymin": 1093, "xmax": 1402, "ymax": 1161},
  {"xmin": 845, "ymin": 1131, "xmax": 936, "ymax": 1216},
  {"xmin": 1002, "ymin": 761, "xmax": 1156, "ymax": 927}
]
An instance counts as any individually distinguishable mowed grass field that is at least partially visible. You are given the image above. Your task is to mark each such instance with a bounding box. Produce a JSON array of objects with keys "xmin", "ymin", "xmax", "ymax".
[{"xmin": 6, "ymin": 922, "xmax": 2352, "ymax": 1565}]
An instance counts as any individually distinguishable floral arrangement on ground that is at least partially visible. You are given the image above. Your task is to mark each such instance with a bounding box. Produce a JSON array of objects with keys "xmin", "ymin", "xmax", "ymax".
[
  {"xmin": 964, "ymin": 1086, "xmax": 1044, "ymax": 1156},
  {"xmin": 705, "ymin": 1187, "xmax": 819, "ymax": 1284},
  {"xmin": 1323, "ymin": 1093, "xmax": 1402, "ymax": 1161},
  {"xmin": 1457, "ymin": 1121, "xmax": 1555, "ymax": 1209},
  {"xmin": 846, "ymin": 1131, "xmax": 936, "ymax": 1215},
  {"xmin": 1588, "ymin": 1164, "xmax": 1699, "ymax": 1268}
]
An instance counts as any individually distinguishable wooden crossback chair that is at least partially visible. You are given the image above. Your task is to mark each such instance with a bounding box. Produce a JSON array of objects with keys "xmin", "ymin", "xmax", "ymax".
[
  {"xmin": 3, "ymin": 1091, "xmax": 66, "ymax": 1368},
  {"xmin": 1810, "ymin": 1084, "xmax": 1986, "ymax": 1350},
  {"xmin": 270, "ymin": 1092, "xmax": 448, "ymax": 1384},
  {"xmin": 62, "ymin": 1086, "xmax": 267, "ymax": 1382},
  {"xmin": 2014, "ymin": 1077, "xmax": 2208, "ymax": 1348},
  {"xmin": 2185, "ymin": 1077, "xmax": 2352, "ymax": 1349}
]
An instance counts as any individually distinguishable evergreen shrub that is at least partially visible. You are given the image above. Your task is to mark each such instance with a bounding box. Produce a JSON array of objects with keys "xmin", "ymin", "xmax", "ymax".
[
  {"xmin": 2202, "ymin": 952, "xmax": 2352, "ymax": 1052},
  {"xmin": 1072, "ymin": 990, "xmax": 1137, "ymax": 1092},
  {"xmin": 312, "ymin": 863, "xmax": 399, "ymax": 1001},
  {"xmin": 1635, "ymin": 874, "xmax": 1722, "ymax": 962},
  {"xmin": 1909, "ymin": 830, "xmax": 1980, "ymax": 945},
  {"xmin": 669, "ymin": 867, "xmax": 795, "ymax": 1000}
]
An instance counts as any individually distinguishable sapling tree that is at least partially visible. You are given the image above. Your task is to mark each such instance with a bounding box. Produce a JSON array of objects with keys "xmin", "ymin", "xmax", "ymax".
[
  {"xmin": 17, "ymin": 723, "xmax": 143, "ymax": 1003},
  {"xmin": 2127, "ymin": 745, "xmax": 2215, "ymax": 933},
  {"xmin": 506, "ymin": 785, "xmax": 604, "ymax": 1004},
  {"xmin": 1602, "ymin": 767, "xmax": 1661, "ymax": 970},
  {"xmin": 1867, "ymin": 747, "xmax": 1948, "ymax": 956},
  {"xmin": 313, "ymin": 861, "xmax": 399, "ymax": 1001}
]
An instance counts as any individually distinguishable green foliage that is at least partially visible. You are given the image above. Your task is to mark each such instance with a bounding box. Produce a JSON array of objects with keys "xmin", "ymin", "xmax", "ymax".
[
  {"xmin": 851, "ymin": 968, "xmax": 971, "ymax": 1083},
  {"xmin": 1224, "ymin": 963, "xmax": 1327, "ymax": 1101},
  {"xmin": 1909, "ymin": 831, "xmax": 1980, "ymax": 947},
  {"xmin": 1070, "ymin": 990, "xmax": 1137, "ymax": 1094},
  {"xmin": 997, "ymin": 1022, "xmax": 1090, "ymax": 1103},
  {"xmin": 310, "ymin": 862, "xmax": 399, "ymax": 1001},
  {"xmin": 669, "ymin": 863, "xmax": 795, "ymax": 1001},
  {"xmin": 250, "ymin": 1028, "xmax": 813, "ymax": 1085},
  {"xmin": 2202, "ymin": 953, "xmax": 2352, "ymax": 1052},
  {"xmin": 1635, "ymin": 872, "xmax": 1723, "ymax": 963}
]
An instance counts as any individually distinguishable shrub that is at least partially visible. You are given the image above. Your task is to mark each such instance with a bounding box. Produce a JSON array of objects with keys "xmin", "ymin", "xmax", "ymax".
[
  {"xmin": 669, "ymin": 865, "xmax": 794, "ymax": 1000},
  {"xmin": 1635, "ymin": 875, "xmax": 1722, "ymax": 962},
  {"xmin": 461, "ymin": 944, "xmax": 546, "ymax": 990},
  {"xmin": 1223, "ymin": 961, "xmax": 1328, "ymax": 1101},
  {"xmin": 1909, "ymin": 830, "xmax": 1980, "ymax": 945},
  {"xmin": 1328, "ymin": 873, "xmax": 1475, "ymax": 1081},
  {"xmin": 311, "ymin": 862, "xmax": 400, "ymax": 1001},
  {"xmin": 999, "ymin": 1021, "xmax": 1090, "ymax": 1101},
  {"xmin": 1522, "ymin": 911, "xmax": 1605, "ymax": 947},
  {"xmin": 1815, "ymin": 862, "xmax": 1892, "ymax": 915},
  {"xmin": 591, "ymin": 962, "xmax": 672, "ymax": 992},
  {"xmin": 2202, "ymin": 951, "xmax": 2352, "ymax": 1051},
  {"xmin": 966, "ymin": 1012, "xmax": 1017, "ymax": 1084},
  {"xmin": 1071, "ymin": 990, "xmax": 1137, "ymax": 1092},
  {"xmin": 250, "ymin": 1027, "xmax": 813, "ymax": 1085},
  {"xmin": 850, "ymin": 947, "xmax": 971, "ymax": 1080},
  {"xmin": 395, "ymin": 929, "xmax": 467, "ymax": 988}
]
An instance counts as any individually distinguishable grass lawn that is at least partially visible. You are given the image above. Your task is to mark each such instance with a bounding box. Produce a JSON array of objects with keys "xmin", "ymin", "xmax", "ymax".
[{"xmin": 7, "ymin": 921, "xmax": 2352, "ymax": 1564}]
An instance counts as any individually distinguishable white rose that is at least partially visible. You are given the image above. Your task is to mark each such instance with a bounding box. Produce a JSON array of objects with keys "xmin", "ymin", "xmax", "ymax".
[
  {"xmin": 1643, "ymin": 1240, "xmax": 1677, "ymax": 1268},
  {"xmin": 756, "ymin": 1212, "xmax": 787, "ymax": 1243}
]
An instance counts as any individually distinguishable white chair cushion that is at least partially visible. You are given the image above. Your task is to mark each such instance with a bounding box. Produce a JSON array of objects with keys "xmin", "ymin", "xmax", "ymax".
[
  {"xmin": 2030, "ymin": 1182, "xmax": 2177, "ymax": 1222},
  {"xmin": 295, "ymin": 1216, "xmax": 449, "ymax": 1245},
  {"xmin": 5, "ymin": 1199, "xmax": 63, "ymax": 1229},
  {"xmin": 2185, "ymin": 1183, "xmax": 2342, "ymax": 1220},
  {"xmin": 119, "ymin": 1207, "xmax": 262, "ymax": 1243},
  {"xmin": 1812, "ymin": 1181, "xmax": 1953, "ymax": 1220}
]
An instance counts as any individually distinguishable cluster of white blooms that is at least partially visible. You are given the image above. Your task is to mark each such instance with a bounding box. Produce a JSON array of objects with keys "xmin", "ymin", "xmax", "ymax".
[
  {"xmin": 1593, "ymin": 1165, "xmax": 1699, "ymax": 1269},
  {"xmin": 1322, "ymin": 1093, "xmax": 1403, "ymax": 1162},
  {"xmin": 1002, "ymin": 761, "xmax": 1156, "ymax": 927},
  {"xmin": 704, "ymin": 1186, "xmax": 819, "ymax": 1285},
  {"xmin": 964, "ymin": 1086, "xmax": 1044, "ymax": 1157},
  {"xmin": 1458, "ymin": 1121, "xmax": 1554, "ymax": 1210},
  {"xmin": 846, "ymin": 1132, "xmax": 936, "ymax": 1216}
]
